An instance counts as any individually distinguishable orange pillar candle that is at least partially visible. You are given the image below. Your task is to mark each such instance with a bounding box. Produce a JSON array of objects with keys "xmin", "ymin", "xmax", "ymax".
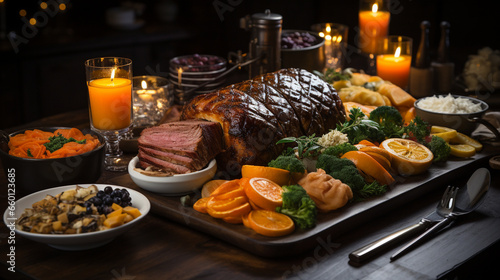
[
  {"xmin": 359, "ymin": 2, "xmax": 390, "ymax": 54},
  {"xmin": 88, "ymin": 74, "xmax": 132, "ymax": 130},
  {"xmin": 377, "ymin": 47, "xmax": 412, "ymax": 89}
]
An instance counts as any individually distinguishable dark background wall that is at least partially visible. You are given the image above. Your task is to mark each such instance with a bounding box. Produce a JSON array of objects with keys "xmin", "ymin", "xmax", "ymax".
[{"xmin": 0, "ymin": 0, "xmax": 498, "ymax": 129}]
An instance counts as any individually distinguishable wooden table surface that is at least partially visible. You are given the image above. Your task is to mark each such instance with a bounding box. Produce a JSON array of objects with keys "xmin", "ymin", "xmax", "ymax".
[{"xmin": 1, "ymin": 110, "xmax": 500, "ymax": 280}]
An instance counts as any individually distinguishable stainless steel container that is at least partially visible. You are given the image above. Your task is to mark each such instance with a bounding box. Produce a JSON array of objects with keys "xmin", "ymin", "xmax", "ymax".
[
  {"xmin": 241, "ymin": 10, "xmax": 282, "ymax": 78},
  {"xmin": 281, "ymin": 30, "xmax": 325, "ymax": 72}
]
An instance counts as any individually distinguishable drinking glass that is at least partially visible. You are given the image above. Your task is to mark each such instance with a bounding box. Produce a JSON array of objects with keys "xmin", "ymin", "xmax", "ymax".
[
  {"xmin": 358, "ymin": 0, "xmax": 390, "ymax": 73},
  {"xmin": 132, "ymin": 75, "xmax": 174, "ymax": 128},
  {"xmin": 85, "ymin": 57, "xmax": 133, "ymax": 171},
  {"xmin": 376, "ymin": 36, "xmax": 412, "ymax": 90},
  {"xmin": 311, "ymin": 23, "xmax": 349, "ymax": 71}
]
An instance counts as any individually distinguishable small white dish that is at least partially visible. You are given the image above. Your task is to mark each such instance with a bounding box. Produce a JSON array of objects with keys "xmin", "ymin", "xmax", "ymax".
[
  {"xmin": 3, "ymin": 184, "xmax": 150, "ymax": 251},
  {"xmin": 128, "ymin": 156, "xmax": 217, "ymax": 196}
]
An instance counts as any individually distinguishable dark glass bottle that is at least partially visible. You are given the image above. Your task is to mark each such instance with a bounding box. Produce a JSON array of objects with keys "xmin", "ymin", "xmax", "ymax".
[
  {"xmin": 410, "ymin": 21, "xmax": 433, "ymax": 97},
  {"xmin": 432, "ymin": 21, "xmax": 454, "ymax": 93}
]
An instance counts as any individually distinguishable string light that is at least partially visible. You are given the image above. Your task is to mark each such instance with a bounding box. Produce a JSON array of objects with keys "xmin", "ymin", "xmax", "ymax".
[
  {"xmin": 29, "ymin": 18, "xmax": 36, "ymax": 25},
  {"xmin": 19, "ymin": 9, "xmax": 27, "ymax": 17},
  {"xmin": 40, "ymin": 2, "xmax": 47, "ymax": 9},
  {"xmin": 59, "ymin": 3, "xmax": 66, "ymax": 11}
]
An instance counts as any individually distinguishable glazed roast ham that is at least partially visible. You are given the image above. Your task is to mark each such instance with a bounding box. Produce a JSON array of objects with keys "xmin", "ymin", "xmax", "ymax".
[
  {"xmin": 181, "ymin": 68, "xmax": 346, "ymax": 177},
  {"xmin": 138, "ymin": 119, "xmax": 224, "ymax": 174}
]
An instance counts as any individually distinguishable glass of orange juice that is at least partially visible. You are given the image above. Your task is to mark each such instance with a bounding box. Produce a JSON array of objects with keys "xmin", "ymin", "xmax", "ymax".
[{"xmin": 85, "ymin": 57, "xmax": 133, "ymax": 171}]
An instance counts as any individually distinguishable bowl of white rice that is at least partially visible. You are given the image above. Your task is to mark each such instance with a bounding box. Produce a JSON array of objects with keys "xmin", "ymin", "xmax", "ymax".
[{"xmin": 414, "ymin": 94, "xmax": 489, "ymax": 135}]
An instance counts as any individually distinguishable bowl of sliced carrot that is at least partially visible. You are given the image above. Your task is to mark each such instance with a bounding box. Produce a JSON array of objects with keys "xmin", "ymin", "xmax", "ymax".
[{"xmin": 0, "ymin": 127, "xmax": 105, "ymax": 196}]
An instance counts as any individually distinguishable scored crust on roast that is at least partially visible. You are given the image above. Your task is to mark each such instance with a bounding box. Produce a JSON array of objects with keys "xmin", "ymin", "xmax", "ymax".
[
  {"xmin": 229, "ymin": 81, "xmax": 302, "ymax": 137},
  {"xmin": 181, "ymin": 87, "xmax": 285, "ymax": 176},
  {"xmin": 181, "ymin": 68, "xmax": 346, "ymax": 177}
]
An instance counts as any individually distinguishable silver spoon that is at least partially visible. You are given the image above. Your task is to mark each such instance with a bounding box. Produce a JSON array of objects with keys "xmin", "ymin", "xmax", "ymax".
[{"xmin": 390, "ymin": 167, "xmax": 490, "ymax": 261}]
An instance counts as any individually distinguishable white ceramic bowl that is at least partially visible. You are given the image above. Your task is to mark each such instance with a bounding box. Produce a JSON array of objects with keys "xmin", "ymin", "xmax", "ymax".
[
  {"xmin": 3, "ymin": 184, "xmax": 150, "ymax": 250},
  {"xmin": 128, "ymin": 156, "xmax": 217, "ymax": 195}
]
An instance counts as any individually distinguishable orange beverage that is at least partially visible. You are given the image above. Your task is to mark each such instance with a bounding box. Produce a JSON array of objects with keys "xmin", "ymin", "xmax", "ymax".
[{"xmin": 88, "ymin": 77, "xmax": 132, "ymax": 130}]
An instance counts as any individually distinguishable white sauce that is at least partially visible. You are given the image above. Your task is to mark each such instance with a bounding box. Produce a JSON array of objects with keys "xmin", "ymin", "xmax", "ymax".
[{"xmin": 417, "ymin": 94, "xmax": 482, "ymax": 114}]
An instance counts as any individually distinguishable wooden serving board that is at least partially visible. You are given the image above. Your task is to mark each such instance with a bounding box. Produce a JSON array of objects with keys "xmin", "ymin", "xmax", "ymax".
[{"xmin": 109, "ymin": 149, "xmax": 498, "ymax": 258}]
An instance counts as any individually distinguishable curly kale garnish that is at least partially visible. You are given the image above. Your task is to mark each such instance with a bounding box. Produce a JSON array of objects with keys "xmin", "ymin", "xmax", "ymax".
[{"xmin": 44, "ymin": 134, "xmax": 86, "ymax": 153}]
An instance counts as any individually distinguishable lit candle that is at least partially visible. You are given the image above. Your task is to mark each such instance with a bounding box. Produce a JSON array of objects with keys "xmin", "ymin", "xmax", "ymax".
[
  {"xmin": 376, "ymin": 47, "xmax": 412, "ymax": 89},
  {"xmin": 136, "ymin": 80, "xmax": 155, "ymax": 102},
  {"xmin": 359, "ymin": 2, "xmax": 390, "ymax": 54},
  {"xmin": 87, "ymin": 68, "xmax": 132, "ymax": 130}
]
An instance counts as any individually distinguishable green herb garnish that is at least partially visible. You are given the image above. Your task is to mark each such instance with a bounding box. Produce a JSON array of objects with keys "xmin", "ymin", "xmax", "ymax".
[
  {"xmin": 43, "ymin": 134, "xmax": 86, "ymax": 153},
  {"xmin": 276, "ymin": 134, "xmax": 321, "ymax": 158},
  {"xmin": 27, "ymin": 149, "xmax": 33, "ymax": 157}
]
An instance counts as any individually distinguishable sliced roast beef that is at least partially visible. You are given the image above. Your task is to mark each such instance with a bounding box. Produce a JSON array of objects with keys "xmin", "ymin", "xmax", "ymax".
[
  {"xmin": 137, "ymin": 119, "xmax": 224, "ymax": 174},
  {"xmin": 138, "ymin": 149, "xmax": 191, "ymax": 174}
]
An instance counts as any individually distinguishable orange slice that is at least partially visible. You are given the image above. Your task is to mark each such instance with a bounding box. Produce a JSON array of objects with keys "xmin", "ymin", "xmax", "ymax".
[
  {"xmin": 248, "ymin": 210, "xmax": 295, "ymax": 237},
  {"xmin": 358, "ymin": 146, "xmax": 392, "ymax": 162},
  {"xmin": 380, "ymin": 138, "xmax": 433, "ymax": 175},
  {"xmin": 364, "ymin": 151, "xmax": 394, "ymax": 174},
  {"xmin": 241, "ymin": 165, "xmax": 291, "ymax": 186},
  {"xmin": 242, "ymin": 212, "xmax": 252, "ymax": 228},
  {"xmin": 201, "ymin": 180, "xmax": 228, "ymax": 198},
  {"xmin": 206, "ymin": 202, "xmax": 251, "ymax": 219},
  {"xmin": 341, "ymin": 151, "xmax": 395, "ymax": 185},
  {"xmin": 244, "ymin": 177, "xmax": 284, "ymax": 211},
  {"xmin": 223, "ymin": 215, "xmax": 243, "ymax": 224},
  {"xmin": 193, "ymin": 197, "xmax": 210, "ymax": 213},
  {"xmin": 207, "ymin": 196, "xmax": 248, "ymax": 212},
  {"xmin": 210, "ymin": 179, "xmax": 242, "ymax": 196}
]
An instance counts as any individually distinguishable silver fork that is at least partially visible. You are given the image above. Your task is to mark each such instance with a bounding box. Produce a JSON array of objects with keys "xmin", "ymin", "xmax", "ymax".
[{"xmin": 390, "ymin": 186, "xmax": 459, "ymax": 261}]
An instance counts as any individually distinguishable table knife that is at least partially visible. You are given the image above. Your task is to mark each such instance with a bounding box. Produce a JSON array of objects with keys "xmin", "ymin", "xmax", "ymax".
[{"xmin": 348, "ymin": 211, "xmax": 442, "ymax": 263}]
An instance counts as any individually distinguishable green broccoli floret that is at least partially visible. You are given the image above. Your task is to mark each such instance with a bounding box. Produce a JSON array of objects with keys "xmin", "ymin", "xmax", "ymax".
[
  {"xmin": 368, "ymin": 105, "xmax": 404, "ymax": 138},
  {"xmin": 316, "ymin": 153, "xmax": 356, "ymax": 174},
  {"xmin": 322, "ymin": 143, "xmax": 358, "ymax": 158},
  {"xmin": 426, "ymin": 135, "xmax": 451, "ymax": 162},
  {"xmin": 276, "ymin": 185, "xmax": 317, "ymax": 229},
  {"xmin": 330, "ymin": 165, "xmax": 366, "ymax": 191},
  {"xmin": 268, "ymin": 155, "xmax": 306, "ymax": 173},
  {"xmin": 316, "ymin": 153, "xmax": 388, "ymax": 201}
]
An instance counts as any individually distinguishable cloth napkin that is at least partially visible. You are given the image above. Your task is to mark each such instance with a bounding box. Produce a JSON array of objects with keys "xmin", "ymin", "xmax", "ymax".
[{"xmin": 472, "ymin": 111, "xmax": 500, "ymax": 145}]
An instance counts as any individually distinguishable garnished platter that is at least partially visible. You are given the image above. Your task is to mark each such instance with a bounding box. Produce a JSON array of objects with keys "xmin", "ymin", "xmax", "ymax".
[{"xmin": 113, "ymin": 150, "xmax": 494, "ymax": 257}]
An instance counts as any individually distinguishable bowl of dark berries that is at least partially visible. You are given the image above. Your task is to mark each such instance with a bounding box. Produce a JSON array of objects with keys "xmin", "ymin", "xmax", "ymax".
[
  {"xmin": 169, "ymin": 54, "xmax": 227, "ymax": 104},
  {"xmin": 281, "ymin": 30, "xmax": 325, "ymax": 72},
  {"xmin": 4, "ymin": 184, "xmax": 150, "ymax": 250}
]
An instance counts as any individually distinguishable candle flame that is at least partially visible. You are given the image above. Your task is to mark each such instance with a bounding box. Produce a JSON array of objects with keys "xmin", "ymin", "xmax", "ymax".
[
  {"xmin": 141, "ymin": 80, "xmax": 147, "ymax": 89},
  {"xmin": 337, "ymin": 35, "xmax": 343, "ymax": 43},
  {"xmin": 319, "ymin": 32, "xmax": 325, "ymax": 38},
  {"xmin": 394, "ymin": 47, "xmax": 401, "ymax": 58},
  {"xmin": 372, "ymin": 3, "xmax": 378, "ymax": 13},
  {"xmin": 326, "ymin": 25, "xmax": 331, "ymax": 33},
  {"xmin": 110, "ymin": 68, "xmax": 116, "ymax": 81},
  {"xmin": 326, "ymin": 35, "xmax": 332, "ymax": 41}
]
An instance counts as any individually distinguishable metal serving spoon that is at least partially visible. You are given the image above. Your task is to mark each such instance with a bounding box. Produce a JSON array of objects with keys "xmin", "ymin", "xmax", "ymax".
[
  {"xmin": 349, "ymin": 167, "xmax": 490, "ymax": 264},
  {"xmin": 390, "ymin": 167, "xmax": 491, "ymax": 261}
]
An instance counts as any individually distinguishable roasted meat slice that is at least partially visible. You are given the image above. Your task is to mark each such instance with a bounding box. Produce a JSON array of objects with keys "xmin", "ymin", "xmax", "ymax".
[{"xmin": 138, "ymin": 119, "xmax": 224, "ymax": 173}]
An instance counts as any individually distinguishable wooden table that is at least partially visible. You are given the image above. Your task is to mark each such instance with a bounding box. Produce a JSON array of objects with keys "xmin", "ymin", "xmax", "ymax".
[{"xmin": 1, "ymin": 110, "xmax": 500, "ymax": 280}]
